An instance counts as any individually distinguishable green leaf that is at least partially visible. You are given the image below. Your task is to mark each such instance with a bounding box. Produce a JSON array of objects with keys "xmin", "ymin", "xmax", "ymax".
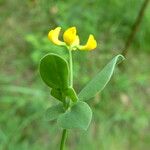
[
  {"xmin": 57, "ymin": 101, "xmax": 92, "ymax": 130},
  {"xmin": 51, "ymin": 87, "xmax": 78, "ymax": 102},
  {"xmin": 64, "ymin": 87, "xmax": 78, "ymax": 102},
  {"xmin": 40, "ymin": 53, "xmax": 69, "ymax": 89},
  {"xmin": 45, "ymin": 104, "xmax": 64, "ymax": 121},
  {"xmin": 51, "ymin": 88, "xmax": 64, "ymax": 102},
  {"xmin": 78, "ymin": 55, "xmax": 124, "ymax": 101}
]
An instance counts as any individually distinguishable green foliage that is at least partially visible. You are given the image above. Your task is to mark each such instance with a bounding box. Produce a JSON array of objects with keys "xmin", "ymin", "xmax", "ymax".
[
  {"xmin": 51, "ymin": 88, "xmax": 65, "ymax": 102},
  {"xmin": 40, "ymin": 53, "xmax": 78, "ymax": 103},
  {"xmin": 40, "ymin": 53, "xmax": 69, "ymax": 89},
  {"xmin": 40, "ymin": 52, "xmax": 123, "ymax": 132},
  {"xmin": 64, "ymin": 87, "xmax": 78, "ymax": 102},
  {"xmin": 79, "ymin": 55, "xmax": 124, "ymax": 101},
  {"xmin": 57, "ymin": 101, "xmax": 92, "ymax": 130},
  {"xmin": 45, "ymin": 104, "xmax": 64, "ymax": 121}
]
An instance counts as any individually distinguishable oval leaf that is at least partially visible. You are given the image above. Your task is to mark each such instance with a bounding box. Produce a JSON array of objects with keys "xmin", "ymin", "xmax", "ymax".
[
  {"xmin": 40, "ymin": 53, "xmax": 69, "ymax": 89},
  {"xmin": 57, "ymin": 101, "xmax": 92, "ymax": 130},
  {"xmin": 78, "ymin": 55, "xmax": 124, "ymax": 101},
  {"xmin": 45, "ymin": 104, "xmax": 64, "ymax": 121}
]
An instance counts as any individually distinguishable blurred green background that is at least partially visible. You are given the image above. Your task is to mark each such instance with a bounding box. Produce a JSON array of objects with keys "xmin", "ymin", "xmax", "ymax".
[{"xmin": 0, "ymin": 0, "xmax": 150, "ymax": 150}]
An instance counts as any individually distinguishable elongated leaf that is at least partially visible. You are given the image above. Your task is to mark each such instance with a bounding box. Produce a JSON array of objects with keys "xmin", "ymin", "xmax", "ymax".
[
  {"xmin": 40, "ymin": 53, "xmax": 69, "ymax": 89},
  {"xmin": 78, "ymin": 55, "xmax": 124, "ymax": 101},
  {"xmin": 45, "ymin": 104, "xmax": 64, "ymax": 121},
  {"xmin": 57, "ymin": 101, "xmax": 92, "ymax": 130}
]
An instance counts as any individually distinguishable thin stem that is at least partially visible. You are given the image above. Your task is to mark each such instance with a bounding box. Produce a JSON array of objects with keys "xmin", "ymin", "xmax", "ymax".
[
  {"xmin": 60, "ymin": 49, "xmax": 73, "ymax": 150},
  {"xmin": 121, "ymin": 0, "xmax": 149, "ymax": 57},
  {"xmin": 69, "ymin": 49, "xmax": 73, "ymax": 87},
  {"xmin": 60, "ymin": 129, "xmax": 67, "ymax": 150}
]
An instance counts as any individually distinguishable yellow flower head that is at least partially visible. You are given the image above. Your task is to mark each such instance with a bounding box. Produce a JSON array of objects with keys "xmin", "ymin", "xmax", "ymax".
[
  {"xmin": 48, "ymin": 27, "xmax": 64, "ymax": 46},
  {"xmin": 48, "ymin": 26, "xmax": 97, "ymax": 51},
  {"xmin": 63, "ymin": 27, "xmax": 77, "ymax": 45},
  {"xmin": 79, "ymin": 34, "xmax": 97, "ymax": 51}
]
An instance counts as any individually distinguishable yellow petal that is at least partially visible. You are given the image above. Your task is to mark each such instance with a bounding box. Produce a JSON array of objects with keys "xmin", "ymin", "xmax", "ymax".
[
  {"xmin": 63, "ymin": 27, "xmax": 77, "ymax": 45},
  {"xmin": 80, "ymin": 34, "xmax": 97, "ymax": 51},
  {"xmin": 48, "ymin": 27, "xmax": 64, "ymax": 45},
  {"xmin": 72, "ymin": 35, "xmax": 80, "ymax": 46},
  {"xmin": 71, "ymin": 35, "xmax": 80, "ymax": 50}
]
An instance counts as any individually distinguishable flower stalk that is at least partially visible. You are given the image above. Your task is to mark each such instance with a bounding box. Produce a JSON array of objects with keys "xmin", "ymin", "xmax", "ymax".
[
  {"xmin": 60, "ymin": 129, "xmax": 67, "ymax": 150},
  {"xmin": 69, "ymin": 49, "xmax": 73, "ymax": 87},
  {"xmin": 60, "ymin": 48, "xmax": 73, "ymax": 150}
]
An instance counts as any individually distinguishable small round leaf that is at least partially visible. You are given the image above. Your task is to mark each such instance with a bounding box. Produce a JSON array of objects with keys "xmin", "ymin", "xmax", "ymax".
[
  {"xmin": 57, "ymin": 101, "xmax": 92, "ymax": 130},
  {"xmin": 40, "ymin": 53, "xmax": 69, "ymax": 89},
  {"xmin": 45, "ymin": 104, "xmax": 64, "ymax": 121}
]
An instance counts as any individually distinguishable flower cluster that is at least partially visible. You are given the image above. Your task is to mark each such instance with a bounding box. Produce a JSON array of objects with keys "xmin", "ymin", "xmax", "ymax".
[{"xmin": 48, "ymin": 27, "xmax": 97, "ymax": 51}]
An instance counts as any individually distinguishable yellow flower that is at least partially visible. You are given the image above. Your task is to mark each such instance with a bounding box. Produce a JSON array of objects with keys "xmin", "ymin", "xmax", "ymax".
[
  {"xmin": 79, "ymin": 34, "xmax": 97, "ymax": 51},
  {"xmin": 63, "ymin": 27, "xmax": 77, "ymax": 45},
  {"xmin": 48, "ymin": 27, "xmax": 64, "ymax": 46},
  {"xmin": 48, "ymin": 26, "xmax": 97, "ymax": 51}
]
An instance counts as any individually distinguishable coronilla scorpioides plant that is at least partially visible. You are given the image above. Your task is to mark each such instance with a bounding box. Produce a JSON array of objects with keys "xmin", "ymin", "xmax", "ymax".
[{"xmin": 39, "ymin": 26, "xmax": 124, "ymax": 150}]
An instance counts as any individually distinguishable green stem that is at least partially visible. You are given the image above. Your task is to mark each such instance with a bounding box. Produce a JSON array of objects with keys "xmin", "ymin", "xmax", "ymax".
[
  {"xmin": 60, "ymin": 49, "xmax": 73, "ymax": 150},
  {"xmin": 69, "ymin": 49, "xmax": 73, "ymax": 87},
  {"xmin": 60, "ymin": 129, "xmax": 67, "ymax": 150}
]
